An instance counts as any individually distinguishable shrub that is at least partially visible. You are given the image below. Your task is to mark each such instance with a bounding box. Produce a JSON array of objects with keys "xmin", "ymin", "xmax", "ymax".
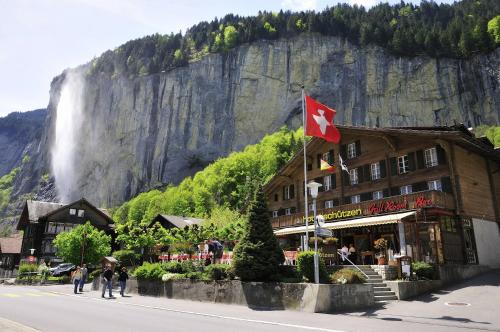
[
  {"xmin": 296, "ymin": 251, "xmax": 328, "ymax": 283},
  {"xmin": 18, "ymin": 263, "xmax": 38, "ymax": 279},
  {"xmin": 179, "ymin": 260, "xmax": 198, "ymax": 273},
  {"xmin": 277, "ymin": 265, "xmax": 302, "ymax": 283},
  {"xmin": 134, "ymin": 262, "xmax": 165, "ymax": 280},
  {"xmin": 113, "ymin": 250, "xmax": 139, "ymax": 267},
  {"xmin": 203, "ymin": 264, "xmax": 231, "ymax": 280},
  {"xmin": 412, "ymin": 261, "xmax": 435, "ymax": 280},
  {"xmin": 330, "ymin": 268, "xmax": 366, "ymax": 284},
  {"xmin": 162, "ymin": 261, "xmax": 183, "ymax": 273},
  {"xmin": 88, "ymin": 268, "xmax": 102, "ymax": 282}
]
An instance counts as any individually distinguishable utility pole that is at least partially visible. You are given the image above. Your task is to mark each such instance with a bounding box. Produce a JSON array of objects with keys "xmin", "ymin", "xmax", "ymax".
[{"xmin": 80, "ymin": 230, "xmax": 87, "ymax": 267}]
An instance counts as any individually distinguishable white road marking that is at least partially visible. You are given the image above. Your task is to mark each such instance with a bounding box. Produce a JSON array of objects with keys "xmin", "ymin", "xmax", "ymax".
[{"xmin": 47, "ymin": 291, "xmax": 345, "ymax": 332}]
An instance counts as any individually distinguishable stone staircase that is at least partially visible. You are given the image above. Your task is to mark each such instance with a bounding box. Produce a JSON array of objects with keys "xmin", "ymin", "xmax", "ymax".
[{"xmin": 348, "ymin": 265, "xmax": 398, "ymax": 303}]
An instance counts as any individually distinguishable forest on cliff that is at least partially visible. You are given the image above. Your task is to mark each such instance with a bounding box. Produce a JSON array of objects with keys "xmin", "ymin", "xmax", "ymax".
[{"xmin": 90, "ymin": 0, "xmax": 500, "ymax": 78}]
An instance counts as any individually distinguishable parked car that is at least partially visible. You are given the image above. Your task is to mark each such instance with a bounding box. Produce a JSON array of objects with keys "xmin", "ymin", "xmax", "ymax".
[{"xmin": 50, "ymin": 263, "xmax": 76, "ymax": 277}]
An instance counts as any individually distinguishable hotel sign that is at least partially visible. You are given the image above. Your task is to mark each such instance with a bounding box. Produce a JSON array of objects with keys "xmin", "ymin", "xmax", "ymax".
[
  {"xmin": 368, "ymin": 195, "xmax": 433, "ymax": 215},
  {"xmin": 302, "ymin": 208, "xmax": 362, "ymax": 222}
]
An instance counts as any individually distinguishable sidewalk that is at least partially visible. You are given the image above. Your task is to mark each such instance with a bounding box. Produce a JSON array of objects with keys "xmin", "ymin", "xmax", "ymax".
[{"xmin": 0, "ymin": 318, "xmax": 39, "ymax": 332}]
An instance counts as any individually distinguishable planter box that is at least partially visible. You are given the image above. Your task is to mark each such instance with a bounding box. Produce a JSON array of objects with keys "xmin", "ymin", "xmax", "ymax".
[{"xmin": 109, "ymin": 278, "xmax": 374, "ymax": 313}]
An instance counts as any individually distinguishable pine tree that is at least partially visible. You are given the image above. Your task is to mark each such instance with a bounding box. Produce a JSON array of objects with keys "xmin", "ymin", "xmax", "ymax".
[{"xmin": 232, "ymin": 186, "xmax": 284, "ymax": 281}]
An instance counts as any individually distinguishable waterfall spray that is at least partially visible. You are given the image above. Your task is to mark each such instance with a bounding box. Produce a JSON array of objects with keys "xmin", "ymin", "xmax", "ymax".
[{"xmin": 51, "ymin": 70, "xmax": 85, "ymax": 203}]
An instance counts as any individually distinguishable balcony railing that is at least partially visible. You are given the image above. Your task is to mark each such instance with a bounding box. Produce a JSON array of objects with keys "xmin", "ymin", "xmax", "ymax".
[{"xmin": 271, "ymin": 190, "xmax": 454, "ymax": 229}]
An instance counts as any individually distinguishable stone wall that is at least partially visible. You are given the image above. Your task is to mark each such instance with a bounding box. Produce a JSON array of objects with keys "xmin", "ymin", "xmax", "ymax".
[
  {"xmin": 370, "ymin": 265, "xmax": 398, "ymax": 280},
  {"xmin": 95, "ymin": 278, "xmax": 374, "ymax": 313}
]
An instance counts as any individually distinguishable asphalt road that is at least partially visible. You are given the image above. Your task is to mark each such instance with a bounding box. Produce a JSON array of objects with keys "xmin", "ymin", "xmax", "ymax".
[{"xmin": 0, "ymin": 270, "xmax": 499, "ymax": 332}]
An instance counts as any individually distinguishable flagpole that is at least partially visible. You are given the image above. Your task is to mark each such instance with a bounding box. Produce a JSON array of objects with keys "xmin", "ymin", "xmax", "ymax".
[{"xmin": 302, "ymin": 86, "xmax": 309, "ymax": 251}]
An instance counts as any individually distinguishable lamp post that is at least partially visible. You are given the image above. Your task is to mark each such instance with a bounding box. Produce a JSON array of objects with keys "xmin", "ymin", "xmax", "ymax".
[{"xmin": 307, "ymin": 181, "xmax": 322, "ymax": 284}]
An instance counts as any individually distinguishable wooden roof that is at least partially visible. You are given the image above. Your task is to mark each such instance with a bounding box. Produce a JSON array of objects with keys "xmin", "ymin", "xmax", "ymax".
[{"xmin": 154, "ymin": 214, "xmax": 204, "ymax": 229}]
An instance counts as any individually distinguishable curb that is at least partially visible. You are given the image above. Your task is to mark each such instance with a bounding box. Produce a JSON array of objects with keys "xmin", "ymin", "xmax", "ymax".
[{"xmin": 0, "ymin": 317, "xmax": 39, "ymax": 332}]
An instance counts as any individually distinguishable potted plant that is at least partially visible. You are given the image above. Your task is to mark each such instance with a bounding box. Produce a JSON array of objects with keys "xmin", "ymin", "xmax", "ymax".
[
  {"xmin": 323, "ymin": 237, "xmax": 338, "ymax": 246},
  {"xmin": 373, "ymin": 238, "xmax": 388, "ymax": 265}
]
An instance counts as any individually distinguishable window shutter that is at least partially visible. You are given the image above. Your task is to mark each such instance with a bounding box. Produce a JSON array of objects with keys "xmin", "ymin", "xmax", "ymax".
[
  {"xmin": 436, "ymin": 145, "xmax": 447, "ymax": 165},
  {"xmin": 358, "ymin": 166, "xmax": 364, "ymax": 184},
  {"xmin": 315, "ymin": 177, "xmax": 324, "ymax": 192},
  {"xmin": 329, "ymin": 149, "xmax": 334, "ymax": 164},
  {"xmin": 416, "ymin": 150, "xmax": 425, "ymax": 169},
  {"xmin": 390, "ymin": 187, "xmax": 399, "ymax": 196},
  {"xmin": 380, "ymin": 159, "xmax": 387, "ymax": 178},
  {"xmin": 412, "ymin": 181, "xmax": 428, "ymax": 192},
  {"xmin": 317, "ymin": 154, "xmax": 322, "ymax": 169},
  {"xmin": 363, "ymin": 164, "xmax": 371, "ymax": 181},
  {"xmin": 344, "ymin": 196, "xmax": 351, "ymax": 205},
  {"xmin": 332, "ymin": 174, "xmax": 337, "ymax": 189},
  {"xmin": 291, "ymin": 207, "xmax": 297, "ymax": 214},
  {"xmin": 290, "ymin": 185, "xmax": 295, "ymax": 199},
  {"xmin": 278, "ymin": 208, "xmax": 285, "ymax": 216},
  {"xmin": 355, "ymin": 140, "xmax": 361, "ymax": 157},
  {"xmin": 282, "ymin": 186, "xmax": 286, "ymax": 200},
  {"xmin": 307, "ymin": 163, "xmax": 312, "ymax": 171},
  {"xmin": 383, "ymin": 188, "xmax": 390, "ymax": 197},
  {"xmin": 342, "ymin": 172, "xmax": 350, "ymax": 186},
  {"xmin": 333, "ymin": 198, "xmax": 339, "ymax": 206},
  {"xmin": 408, "ymin": 152, "xmax": 416, "ymax": 171},
  {"xmin": 441, "ymin": 176, "xmax": 452, "ymax": 193},
  {"xmin": 361, "ymin": 192, "xmax": 371, "ymax": 202},
  {"xmin": 340, "ymin": 144, "xmax": 347, "ymax": 160},
  {"xmin": 390, "ymin": 157, "xmax": 398, "ymax": 176}
]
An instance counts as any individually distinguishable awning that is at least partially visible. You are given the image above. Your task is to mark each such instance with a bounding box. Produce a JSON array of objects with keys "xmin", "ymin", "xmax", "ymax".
[{"xmin": 274, "ymin": 211, "xmax": 416, "ymax": 236}]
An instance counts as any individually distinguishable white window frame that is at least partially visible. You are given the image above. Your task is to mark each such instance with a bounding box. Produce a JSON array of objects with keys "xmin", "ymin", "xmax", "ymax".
[
  {"xmin": 371, "ymin": 162, "xmax": 381, "ymax": 181},
  {"xmin": 349, "ymin": 168, "xmax": 358, "ymax": 185},
  {"xmin": 351, "ymin": 195, "xmax": 361, "ymax": 204},
  {"xmin": 77, "ymin": 209, "xmax": 85, "ymax": 218},
  {"xmin": 285, "ymin": 208, "xmax": 292, "ymax": 215},
  {"xmin": 323, "ymin": 175, "xmax": 332, "ymax": 191},
  {"xmin": 325, "ymin": 200, "xmax": 334, "ymax": 209},
  {"xmin": 398, "ymin": 155, "xmax": 409, "ymax": 174},
  {"xmin": 347, "ymin": 142, "xmax": 357, "ymax": 159},
  {"xmin": 424, "ymin": 147, "xmax": 438, "ymax": 168},
  {"xmin": 272, "ymin": 210, "xmax": 278, "ymax": 218},
  {"xmin": 69, "ymin": 208, "xmax": 76, "ymax": 215},
  {"xmin": 428, "ymin": 179, "xmax": 442, "ymax": 191},
  {"xmin": 373, "ymin": 190, "xmax": 384, "ymax": 200},
  {"xmin": 400, "ymin": 185, "xmax": 412, "ymax": 195}
]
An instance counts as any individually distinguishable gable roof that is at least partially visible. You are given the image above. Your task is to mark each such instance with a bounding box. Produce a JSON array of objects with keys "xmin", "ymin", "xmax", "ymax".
[
  {"xmin": 0, "ymin": 233, "xmax": 23, "ymax": 254},
  {"xmin": 154, "ymin": 215, "xmax": 204, "ymax": 229},
  {"xmin": 17, "ymin": 198, "xmax": 113, "ymax": 230}
]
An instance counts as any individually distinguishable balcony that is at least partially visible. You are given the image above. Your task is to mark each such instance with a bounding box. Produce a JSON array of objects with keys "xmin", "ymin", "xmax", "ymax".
[{"xmin": 271, "ymin": 190, "xmax": 455, "ymax": 229}]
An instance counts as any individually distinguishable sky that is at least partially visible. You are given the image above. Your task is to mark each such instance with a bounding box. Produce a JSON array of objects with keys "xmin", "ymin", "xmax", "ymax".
[{"xmin": 0, "ymin": 0, "xmax": 456, "ymax": 117}]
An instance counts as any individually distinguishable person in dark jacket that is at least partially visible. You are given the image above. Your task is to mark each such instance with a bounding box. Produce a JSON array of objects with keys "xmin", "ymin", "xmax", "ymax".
[
  {"xmin": 118, "ymin": 267, "xmax": 129, "ymax": 297},
  {"xmin": 101, "ymin": 265, "xmax": 114, "ymax": 298}
]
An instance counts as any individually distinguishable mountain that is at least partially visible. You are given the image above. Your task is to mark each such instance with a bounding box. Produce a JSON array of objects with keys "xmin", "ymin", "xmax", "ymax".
[{"xmin": 0, "ymin": 1, "xmax": 499, "ymax": 226}]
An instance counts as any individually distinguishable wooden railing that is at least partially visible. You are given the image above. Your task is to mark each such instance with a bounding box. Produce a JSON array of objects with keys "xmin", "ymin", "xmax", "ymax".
[{"xmin": 271, "ymin": 190, "xmax": 455, "ymax": 229}]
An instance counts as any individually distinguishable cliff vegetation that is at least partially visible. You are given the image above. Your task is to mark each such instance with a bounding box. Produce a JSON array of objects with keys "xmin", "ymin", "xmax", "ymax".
[{"xmin": 90, "ymin": 0, "xmax": 500, "ymax": 78}]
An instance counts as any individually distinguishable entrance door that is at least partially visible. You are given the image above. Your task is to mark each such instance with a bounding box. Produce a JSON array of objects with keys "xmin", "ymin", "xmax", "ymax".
[{"xmin": 462, "ymin": 218, "xmax": 478, "ymax": 264}]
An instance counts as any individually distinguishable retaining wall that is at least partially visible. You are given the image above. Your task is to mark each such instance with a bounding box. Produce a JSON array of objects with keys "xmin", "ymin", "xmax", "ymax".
[{"xmin": 93, "ymin": 278, "xmax": 374, "ymax": 313}]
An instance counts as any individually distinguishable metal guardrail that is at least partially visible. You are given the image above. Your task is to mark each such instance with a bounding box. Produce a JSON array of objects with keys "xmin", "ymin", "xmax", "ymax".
[{"xmin": 336, "ymin": 250, "xmax": 369, "ymax": 279}]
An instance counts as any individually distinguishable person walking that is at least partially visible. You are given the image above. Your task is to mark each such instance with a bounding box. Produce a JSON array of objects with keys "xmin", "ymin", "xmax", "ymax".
[
  {"xmin": 79, "ymin": 264, "xmax": 88, "ymax": 292},
  {"xmin": 340, "ymin": 244, "xmax": 349, "ymax": 265},
  {"xmin": 118, "ymin": 267, "xmax": 129, "ymax": 297},
  {"xmin": 72, "ymin": 266, "xmax": 82, "ymax": 294},
  {"xmin": 101, "ymin": 265, "xmax": 114, "ymax": 298},
  {"xmin": 349, "ymin": 244, "xmax": 357, "ymax": 264}
]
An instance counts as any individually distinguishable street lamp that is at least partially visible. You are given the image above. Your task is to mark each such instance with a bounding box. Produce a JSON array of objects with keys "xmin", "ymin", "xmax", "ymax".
[{"xmin": 307, "ymin": 181, "xmax": 322, "ymax": 284}]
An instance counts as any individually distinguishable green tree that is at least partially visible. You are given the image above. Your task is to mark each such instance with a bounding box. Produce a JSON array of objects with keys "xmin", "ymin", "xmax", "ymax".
[
  {"xmin": 53, "ymin": 222, "xmax": 111, "ymax": 265},
  {"xmin": 232, "ymin": 187, "xmax": 284, "ymax": 281},
  {"xmin": 223, "ymin": 25, "xmax": 238, "ymax": 50},
  {"xmin": 487, "ymin": 15, "xmax": 500, "ymax": 44}
]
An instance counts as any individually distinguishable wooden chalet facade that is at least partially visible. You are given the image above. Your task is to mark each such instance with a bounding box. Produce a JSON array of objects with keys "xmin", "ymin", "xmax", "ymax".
[
  {"xmin": 264, "ymin": 125, "xmax": 500, "ymax": 267},
  {"xmin": 17, "ymin": 198, "xmax": 115, "ymax": 262}
]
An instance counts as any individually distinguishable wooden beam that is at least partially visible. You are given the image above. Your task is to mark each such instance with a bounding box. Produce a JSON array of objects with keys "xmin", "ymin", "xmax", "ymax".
[
  {"xmin": 438, "ymin": 139, "xmax": 462, "ymax": 214},
  {"xmin": 381, "ymin": 134, "xmax": 398, "ymax": 151}
]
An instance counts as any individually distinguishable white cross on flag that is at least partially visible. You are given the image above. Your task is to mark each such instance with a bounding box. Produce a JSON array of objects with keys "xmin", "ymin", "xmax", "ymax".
[{"xmin": 305, "ymin": 95, "xmax": 341, "ymax": 143}]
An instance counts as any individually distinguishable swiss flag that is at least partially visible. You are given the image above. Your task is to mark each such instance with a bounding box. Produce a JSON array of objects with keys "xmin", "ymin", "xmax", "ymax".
[{"xmin": 305, "ymin": 95, "xmax": 341, "ymax": 143}]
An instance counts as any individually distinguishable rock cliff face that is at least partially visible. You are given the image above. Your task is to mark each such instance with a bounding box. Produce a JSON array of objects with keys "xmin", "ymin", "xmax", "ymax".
[
  {"xmin": 14, "ymin": 34, "xmax": 500, "ymax": 209},
  {"xmin": 0, "ymin": 109, "xmax": 46, "ymax": 177}
]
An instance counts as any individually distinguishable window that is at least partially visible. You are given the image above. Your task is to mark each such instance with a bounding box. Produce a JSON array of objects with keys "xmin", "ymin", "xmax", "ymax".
[
  {"xmin": 77, "ymin": 209, "xmax": 85, "ymax": 218},
  {"xmin": 400, "ymin": 185, "xmax": 412, "ymax": 195},
  {"xmin": 47, "ymin": 222, "xmax": 57, "ymax": 234},
  {"xmin": 424, "ymin": 147, "xmax": 438, "ymax": 167},
  {"xmin": 308, "ymin": 203, "xmax": 314, "ymax": 212},
  {"xmin": 323, "ymin": 175, "xmax": 331, "ymax": 191},
  {"xmin": 69, "ymin": 208, "xmax": 76, "ymax": 215},
  {"xmin": 285, "ymin": 208, "xmax": 292, "ymax": 215},
  {"xmin": 351, "ymin": 195, "xmax": 360, "ymax": 204},
  {"xmin": 347, "ymin": 142, "xmax": 357, "ymax": 159},
  {"xmin": 398, "ymin": 155, "xmax": 409, "ymax": 174},
  {"xmin": 349, "ymin": 168, "xmax": 358, "ymax": 185},
  {"xmin": 325, "ymin": 200, "xmax": 334, "ymax": 209},
  {"xmin": 373, "ymin": 190, "xmax": 384, "ymax": 200},
  {"xmin": 428, "ymin": 179, "xmax": 442, "ymax": 191},
  {"xmin": 274, "ymin": 194, "xmax": 278, "ymax": 202},
  {"xmin": 371, "ymin": 162, "xmax": 381, "ymax": 180},
  {"xmin": 272, "ymin": 211, "xmax": 278, "ymax": 218}
]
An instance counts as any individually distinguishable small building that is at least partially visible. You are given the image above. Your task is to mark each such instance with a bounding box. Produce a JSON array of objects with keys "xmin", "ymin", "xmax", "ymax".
[
  {"xmin": 264, "ymin": 125, "xmax": 500, "ymax": 268},
  {"xmin": 152, "ymin": 214, "xmax": 204, "ymax": 230},
  {"xmin": 0, "ymin": 233, "xmax": 23, "ymax": 269},
  {"xmin": 16, "ymin": 198, "xmax": 115, "ymax": 262}
]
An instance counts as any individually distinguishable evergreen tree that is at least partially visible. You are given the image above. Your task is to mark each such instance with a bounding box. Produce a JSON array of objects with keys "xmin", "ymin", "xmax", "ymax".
[{"xmin": 232, "ymin": 187, "xmax": 284, "ymax": 281}]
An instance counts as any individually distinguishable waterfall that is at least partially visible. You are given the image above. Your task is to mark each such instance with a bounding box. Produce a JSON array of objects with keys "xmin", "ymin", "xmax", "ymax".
[{"xmin": 51, "ymin": 70, "xmax": 85, "ymax": 203}]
